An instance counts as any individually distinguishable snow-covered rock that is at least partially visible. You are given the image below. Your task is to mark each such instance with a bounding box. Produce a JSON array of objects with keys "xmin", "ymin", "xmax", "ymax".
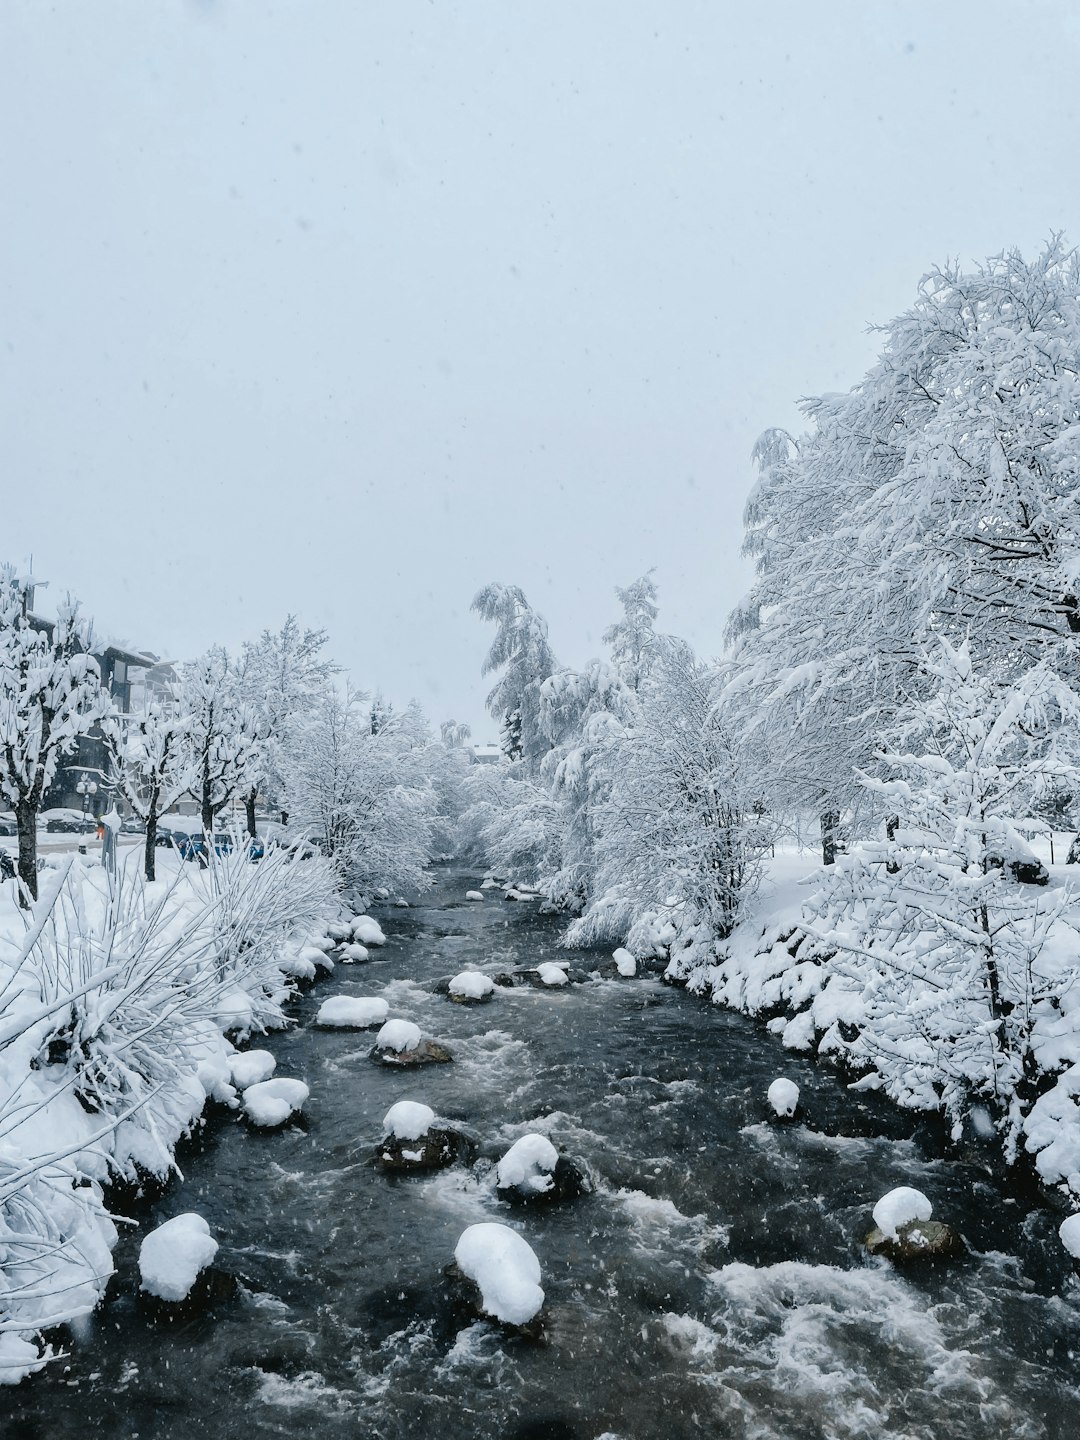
[
  {"xmin": 215, "ymin": 988, "xmax": 255, "ymax": 1035},
  {"xmin": 242, "ymin": 1076, "xmax": 309, "ymax": 1127},
  {"xmin": 536, "ymin": 963, "xmax": 569, "ymax": 987},
  {"xmin": 375, "ymin": 1019, "xmax": 422, "ymax": 1053},
  {"xmin": 496, "ymin": 1133, "xmax": 559, "ymax": 1196},
  {"xmin": 325, "ymin": 920, "xmax": 354, "ymax": 942},
  {"xmin": 316, "ymin": 996, "xmax": 389, "ymax": 1030},
  {"xmin": 351, "ymin": 916, "xmax": 386, "ymax": 946},
  {"xmin": 393, "ymin": 899, "xmax": 409, "ymax": 908},
  {"xmin": 300, "ymin": 944, "xmax": 334, "ymax": 972},
  {"xmin": 374, "ymin": 887, "xmax": 391, "ymax": 900},
  {"xmin": 383, "ymin": 1101, "xmax": 435, "ymax": 1140},
  {"xmin": 767, "ymin": 1078, "xmax": 800, "ymax": 1118},
  {"xmin": 229, "ymin": 1050, "xmax": 276, "ymax": 1091},
  {"xmin": 1060, "ymin": 1213, "xmax": 1080, "ymax": 1260},
  {"xmin": 466, "ymin": 891, "xmax": 484, "ymax": 902},
  {"xmin": 481, "ymin": 878, "xmax": 499, "ymax": 890},
  {"xmin": 139, "ymin": 1213, "xmax": 218, "ymax": 1303},
  {"xmin": 280, "ymin": 952, "xmax": 318, "ymax": 981},
  {"xmin": 449, "ymin": 970, "xmax": 495, "ymax": 1003},
  {"xmin": 453, "ymin": 1222, "xmax": 544, "ymax": 1327},
  {"xmin": 613, "ymin": 947, "xmax": 637, "ymax": 977},
  {"xmin": 872, "ymin": 1186, "xmax": 932, "ymax": 1241},
  {"xmin": 339, "ymin": 941, "xmax": 370, "ymax": 963}
]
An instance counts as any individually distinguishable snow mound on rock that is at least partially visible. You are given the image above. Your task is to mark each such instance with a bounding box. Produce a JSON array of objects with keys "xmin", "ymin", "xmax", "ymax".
[
  {"xmin": 1060, "ymin": 1213, "xmax": 1080, "ymax": 1259},
  {"xmin": 454, "ymin": 1222, "xmax": 544, "ymax": 1326},
  {"xmin": 316, "ymin": 996, "xmax": 388, "ymax": 1029},
  {"xmin": 496, "ymin": 1133, "xmax": 559, "ymax": 1195},
  {"xmin": 375, "ymin": 1019, "xmax": 422, "ymax": 1053},
  {"xmin": 242, "ymin": 1077, "xmax": 310, "ymax": 1127},
  {"xmin": 229, "ymin": 1050, "xmax": 276, "ymax": 1091},
  {"xmin": 466, "ymin": 891, "xmax": 484, "ymax": 902},
  {"xmin": 300, "ymin": 944, "xmax": 334, "ymax": 972},
  {"xmin": 449, "ymin": 970, "xmax": 495, "ymax": 1000},
  {"xmin": 767, "ymin": 1078, "xmax": 800, "ymax": 1117},
  {"xmin": 383, "ymin": 1101, "xmax": 435, "ymax": 1140},
  {"xmin": 872, "ymin": 1186, "xmax": 932, "ymax": 1240},
  {"xmin": 536, "ymin": 963, "xmax": 569, "ymax": 987},
  {"xmin": 351, "ymin": 916, "xmax": 386, "ymax": 946},
  {"xmin": 340, "ymin": 942, "xmax": 370, "ymax": 963},
  {"xmin": 613, "ymin": 948, "xmax": 637, "ymax": 977},
  {"xmin": 139, "ymin": 1213, "xmax": 218, "ymax": 1302}
]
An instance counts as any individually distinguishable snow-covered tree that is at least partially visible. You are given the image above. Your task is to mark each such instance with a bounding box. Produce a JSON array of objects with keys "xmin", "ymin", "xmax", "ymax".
[
  {"xmin": 472, "ymin": 583, "xmax": 557, "ymax": 769},
  {"xmin": 566, "ymin": 642, "xmax": 770, "ymax": 962},
  {"xmin": 440, "ymin": 719, "xmax": 472, "ymax": 748},
  {"xmin": 282, "ymin": 686, "xmax": 434, "ymax": 899},
  {"xmin": 0, "ymin": 568, "xmax": 106, "ymax": 898},
  {"xmin": 538, "ymin": 660, "xmax": 636, "ymax": 911},
  {"xmin": 727, "ymin": 240, "xmax": 1080, "ymax": 858},
  {"xmin": 603, "ymin": 571, "xmax": 659, "ymax": 694},
  {"xmin": 803, "ymin": 641, "xmax": 1080, "ymax": 1157},
  {"xmin": 176, "ymin": 647, "xmax": 264, "ymax": 835},
  {"xmin": 104, "ymin": 701, "xmax": 193, "ymax": 881},
  {"xmin": 237, "ymin": 616, "xmax": 335, "ymax": 833}
]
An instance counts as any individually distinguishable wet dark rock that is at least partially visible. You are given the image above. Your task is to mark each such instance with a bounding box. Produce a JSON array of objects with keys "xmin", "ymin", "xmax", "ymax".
[
  {"xmin": 372, "ymin": 1037, "xmax": 454, "ymax": 1067},
  {"xmin": 864, "ymin": 1218, "xmax": 964, "ymax": 1262},
  {"xmin": 138, "ymin": 1265, "xmax": 239, "ymax": 1320},
  {"xmin": 444, "ymin": 1262, "xmax": 545, "ymax": 1340},
  {"xmin": 377, "ymin": 1127, "xmax": 475, "ymax": 1172},
  {"xmin": 493, "ymin": 972, "xmax": 518, "ymax": 988}
]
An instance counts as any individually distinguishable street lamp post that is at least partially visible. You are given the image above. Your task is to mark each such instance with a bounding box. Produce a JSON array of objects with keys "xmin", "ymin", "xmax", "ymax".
[{"xmin": 75, "ymin": 776, "xmax": 98, "ymax": 819}]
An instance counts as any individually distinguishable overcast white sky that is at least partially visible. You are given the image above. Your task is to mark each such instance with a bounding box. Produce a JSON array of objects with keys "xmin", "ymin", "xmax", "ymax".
[{"xmin": 3, "ymin": 1, "xmax": 1079, "ymax": 737}]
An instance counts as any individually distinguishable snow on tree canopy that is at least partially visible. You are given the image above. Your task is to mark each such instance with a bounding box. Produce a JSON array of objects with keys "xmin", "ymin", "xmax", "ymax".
[
  {"xmin": 375, "ymin": 1018, "xmax": 422, "ymax": 1053},
  {"xmin": 872, "ymin": 1187, "xmax": 932, "ymax": 1241},
  {"xmin": 449, "ymin": 970, "xmax": 494, "ymax": 1000},
  {"xmin": 351, "ymin": 916, "xmax": 386, "ymax": 946},
  {"xmin": 536, "ymin": 963, "xmax": 569, "ymax": 987},
  {"xmin": 496, "ymin": 1133, "xmax": 559, "ymax": 1195},
  {"xmin": 383, "ymin": 1101, "xmax": 435, "ymax": 1140},
  {"xmin": 317, "ymin": 996, "xmax": 389, "ymax": 1029},
  {"xmin": 228, "ymin": 1050, "xmax": 276, "ymax": 1090},
  {"xmin": 767, "ymin": 1078, "xmax": 800, "ymax": 1118},
  {"xmin": 138, "ymin": 1213, "xmax": 218, "ymax": 1302},
  {"xmin": 242, "ymin": 1077, "xmax": 309, "ymax": 1127},
  {"xmin": 454, "ymin": 1222, "xmax": 545, "ymax": 1326}
]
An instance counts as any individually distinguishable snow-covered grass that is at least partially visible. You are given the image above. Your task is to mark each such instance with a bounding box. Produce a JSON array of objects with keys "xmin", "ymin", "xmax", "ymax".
[{"xmin": 0, "ymin": 843, "xmax": 341, "ymax": 1381}]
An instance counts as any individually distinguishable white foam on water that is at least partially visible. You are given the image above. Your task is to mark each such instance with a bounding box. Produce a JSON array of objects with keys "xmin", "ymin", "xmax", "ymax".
[
  {"xmin": 252, "ymin": 1368, "xmax": 351, "ymax": 1412},
  {"xmin": 609, "ymin": 1186, "xmax": 730, "ymax": 1256}
]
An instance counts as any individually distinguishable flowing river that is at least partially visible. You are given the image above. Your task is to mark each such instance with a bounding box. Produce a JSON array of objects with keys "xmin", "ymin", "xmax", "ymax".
[{"xmin": 9, "ymin": 865, "xmax": 1080, "ymax": 1440}]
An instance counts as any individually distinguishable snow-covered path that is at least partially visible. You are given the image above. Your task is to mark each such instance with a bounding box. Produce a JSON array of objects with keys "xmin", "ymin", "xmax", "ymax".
[{"xmin": 11, "ymin": 866, "xmax": 1080, "ymax": 1439}]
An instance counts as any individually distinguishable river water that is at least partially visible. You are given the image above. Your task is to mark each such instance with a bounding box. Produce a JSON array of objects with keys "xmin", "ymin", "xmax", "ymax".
[{"xmin": 8, "ymin": 865, "xmax": 1080, "ymax": 1440}]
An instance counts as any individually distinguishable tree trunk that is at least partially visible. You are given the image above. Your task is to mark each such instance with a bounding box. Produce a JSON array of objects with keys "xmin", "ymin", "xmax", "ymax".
[
  {"xmin": 144, "ymin": 810, "xmax": 157, "ymax": 882},
  {"xmin": 821, "ymin": 811, "xmax": 841, "ymax": 867},
  {"xmin": 885, "ymin": 813, "xmax": 900, "ymax": 874},
  {"xmin": 245, "ymin": 786, "xmax": 257, "ymax": 839},
  {"xmin": 15, "ymin": 798, "xmax": 37, "ymax": 903},
  {"xmin": 280, "ymin": 809, "xmax": 288, "ymax": 827}
]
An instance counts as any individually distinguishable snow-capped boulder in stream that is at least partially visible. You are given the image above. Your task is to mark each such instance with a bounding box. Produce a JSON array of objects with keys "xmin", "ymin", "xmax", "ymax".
[
  {"xmin": 448, "ymin": 970, "xmax": 495, "ymax": 1004},
  {"xmin": 864, "ymin": 1186, "xmax": 962, "ymax": 1261},
  {"xmin": 372, "ymin": 1019, "xmax": 452, "ymax": 1067},
  {"xmin": 351, "ymin": 916, "xmax": 386, "ymax": 946},
  {"xmin": 535, "ymin": 963, "xmax": 569, "ymax": 987},
  {"xmin": 767, "ymin": 1078, "xmax": 800, "ymax": 1119},
  {"xmin": 613, "ymin": 948, "xmax": 637, "ymax": 977},
  {"xmin": 339, "ymin": 942, "xmax": 370, "ymax": 964},
  {"xmin": 228, "ymin": 1050, "xmax": 276, "ymax": 1091},
  {"xmin": 1059, "ymin": 1214, "xmax": 1080, "ymax": 1266},
  {"xmin": 466, "ymin": 890, "xmax": 484, "ymax": 901},
  {"xmin": 139, "ymin": 1214, "xmax": 219, "ymax": 1305},
  {"xmin": 242, "ymin": 1077, "xmax": 310, "ymax": 1128},
  {"xmin": 452, "ymin": 1222, "xmax": 544, "ymax": 1331},
  {"xmin": 377, "ymin": 1101, "xmax": 471, "ymax": 1172},
  {"xmin": 495, "ymin": 1133, "xmax": 591, "ymax": 1206},
  {"xmin": 316, "ymin": 996, "xmax": 389, "ymax": 1029}
]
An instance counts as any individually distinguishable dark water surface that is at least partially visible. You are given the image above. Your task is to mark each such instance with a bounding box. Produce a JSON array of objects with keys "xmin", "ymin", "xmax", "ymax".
[{"xmin": 8, "ymin": 865, "xmax": 1080, "ymax": 1440}]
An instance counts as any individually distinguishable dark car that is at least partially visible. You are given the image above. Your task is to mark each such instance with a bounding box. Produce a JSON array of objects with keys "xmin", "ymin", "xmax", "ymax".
[
  {"xmin": 177, "ymin": 833, "xmax": 235, "ymax": 864},
  {"xmin": 46, "ymin": 816, "xmax": 98, "ymax": 834}
]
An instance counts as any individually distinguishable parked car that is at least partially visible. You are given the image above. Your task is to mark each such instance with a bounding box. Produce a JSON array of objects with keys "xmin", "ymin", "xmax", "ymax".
[
  {"xmin": 45, "ymin": 815, "xmax": 98, "ymax": 834},
  {"xmin": 120, "ymin": 817, "xmax": 144, "ymax": 836},
  {"xmin": 177, "ymin": 833, "xmax": 234, "ymax": 864},
  {"xmin": 0, "ymin": 815, "xmax": 16, "ymax": 837}
]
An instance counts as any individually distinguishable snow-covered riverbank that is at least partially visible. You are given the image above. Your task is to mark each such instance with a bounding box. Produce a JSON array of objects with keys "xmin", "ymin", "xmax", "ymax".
[
  {"xmin": 0, "ymin": 847, "xmax": 343, "ymax": 1383},
  {"xmin": 665, "ymin": 844, "xmax": 1080, "ymax": 1212}
]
